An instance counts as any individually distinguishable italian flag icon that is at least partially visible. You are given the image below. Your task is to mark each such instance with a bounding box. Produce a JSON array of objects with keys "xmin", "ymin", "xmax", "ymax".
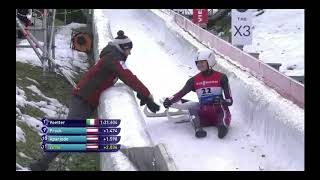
[{"xmin": 86, "ymin": 118, "xmax": 98, "ymax": 126}]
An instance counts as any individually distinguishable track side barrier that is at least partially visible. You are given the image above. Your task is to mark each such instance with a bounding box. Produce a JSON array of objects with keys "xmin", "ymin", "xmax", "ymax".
[{"xmin": 161, "ymin": 9, "xmax": 304, "ymax": 109}]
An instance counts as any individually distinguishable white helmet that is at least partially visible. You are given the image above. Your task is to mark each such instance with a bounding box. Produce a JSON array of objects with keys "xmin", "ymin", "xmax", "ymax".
[{"xmin": 195, "ymin": 48, "xmax": 216, "ymax": 68}]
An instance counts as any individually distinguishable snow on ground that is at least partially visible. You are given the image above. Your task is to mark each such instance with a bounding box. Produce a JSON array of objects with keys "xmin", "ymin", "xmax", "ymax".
[
  {"xmin": 16, "ymin": 85, "xmax": 69, "ymax": 120},
  {"xmin": 16, "ymin": 23, "xmax": 86, "ymax": 144},
  {"xmin": 244, "ymin": 9, "xmax": 304, "ymax": 76},
  {"xmin": 16, "ymin": 22, "xmax": 87, "ymax": 106},
  {"xmin": 26, "ymin": 77, "xmax": 39, "ymax": 85},
  {"xmin": 16, "ymin": 163, "xmax": 30, "ymax": 171},
  {"xmin": 16, "ymin": 19, "xmax": 92, "ymax": 171},
  {"xmin": 19, "ymin": 114, "xmax": 43, "ymax": 136},
  {"xmin": 26, "ymin": 85, "xmax": 44, "ymax": 96},
  {"xmin": 16, "ymin": 86, "xmax": 27, "ymax": 108},
  {"xmin": 18, "ymin": 152, "xmax": 33, "ymax": 160},
  {"xmin": 99, "ymin": 9, "xmax": 304, "ymax": 171},
  {"xmin": 16, "ymin": 126, "xmax": 26, "ymax": 143},
  {"xmin": 16, "ymin": 23, "xmax": 89, "ymax": 78},
  {"xmin": 54, "ymin": 23, "xmax": 89, "ymax": 75},
  {"xmin": 26, "ymin": 85, "xmax": 61, "ymax": 106},
  {"xmin": 16, "ymin": 40, "xmax": 44, "ymax": 67},
  {"xmin": 16, "ymin": 86, "xmax": 65, "ymax": 137}
]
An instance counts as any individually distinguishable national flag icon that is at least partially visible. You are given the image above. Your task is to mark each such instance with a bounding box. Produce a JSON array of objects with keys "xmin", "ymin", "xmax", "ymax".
[
  {"xmin": 86, "ymin": 127, "xmax": 99, "ymax": 134},
  {"xmin": 86, "ymin": 135, "xmax": 98, "ymax": 142},
  {"xmin": 86, "ymin": 144, "xmax": 98, "ymax": 150},
  {"xmin": 86, "ymin": 118, "xmax": 98, "ymax": 126}
]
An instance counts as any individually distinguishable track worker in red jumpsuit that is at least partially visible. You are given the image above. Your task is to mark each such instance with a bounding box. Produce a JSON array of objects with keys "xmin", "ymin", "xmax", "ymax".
[
  {"xmin": 163, "ymin": 48, "xmax": 233, "ymax": 139},
  {"xmin": 30, "ymin": 30, "xmax": 160, "ymax": 171}
]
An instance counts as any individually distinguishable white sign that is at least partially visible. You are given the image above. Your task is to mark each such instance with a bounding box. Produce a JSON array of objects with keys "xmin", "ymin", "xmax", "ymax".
[{"xmin": 231, "ymin": 9, "xmax": 253, "ymax": 46}]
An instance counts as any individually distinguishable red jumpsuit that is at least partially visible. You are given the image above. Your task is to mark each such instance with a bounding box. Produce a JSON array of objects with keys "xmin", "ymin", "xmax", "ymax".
[
  {"xmin": 169, "ymin": 69, "xmax": 232, "ymax": 128},
  {"xmin": 72, "ymin": 43, "xmax": 150, "ymax": 108}
]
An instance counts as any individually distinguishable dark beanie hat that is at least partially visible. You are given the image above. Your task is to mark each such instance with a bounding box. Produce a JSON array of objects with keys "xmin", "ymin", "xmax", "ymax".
[{"xmin": 114, "ymin": 30, "xmax": 133, "ymax": 50}]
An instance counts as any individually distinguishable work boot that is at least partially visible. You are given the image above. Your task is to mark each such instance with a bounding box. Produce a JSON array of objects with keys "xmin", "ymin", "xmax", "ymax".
[
  {"xmin": 195, "ymin": 128, "xmax": 207, "ymax": 138},
  {"xmin": 217, "ymin": 125, "xmax": 228, "ymax": 139}
]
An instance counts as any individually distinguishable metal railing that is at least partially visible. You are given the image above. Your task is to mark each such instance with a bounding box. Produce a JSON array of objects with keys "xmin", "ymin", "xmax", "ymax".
[{"xmin": 16, "ymin": 9, "xmax": 77, "ymax": 89}]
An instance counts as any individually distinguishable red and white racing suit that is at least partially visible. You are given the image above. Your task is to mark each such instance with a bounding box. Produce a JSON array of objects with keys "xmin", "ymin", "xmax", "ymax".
[{"xmin": 169, "ymin": 69, "xmax": 233, "ymax": 129}]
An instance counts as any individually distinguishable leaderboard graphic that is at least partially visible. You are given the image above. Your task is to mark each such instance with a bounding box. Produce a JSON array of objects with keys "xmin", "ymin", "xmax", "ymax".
[{"xmin": 40, "ymin": 118, "xmax": 121, "ymax": 152}]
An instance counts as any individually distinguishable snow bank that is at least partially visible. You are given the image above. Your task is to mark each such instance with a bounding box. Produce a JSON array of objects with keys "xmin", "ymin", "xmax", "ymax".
[
  {"xmin": 244, "ymin": 9, "xmax": 304, "ymax": 76},
  {"xmin": 219, "ymin": 59, "xmax": 304, "ymax": 170},
  {"xmin": 98, "ymin": 85, "xmax": 176, "ymax": 171},
  {"xmin": 99, "ymin": 84, "xmax": 154, "ymax": 147}
]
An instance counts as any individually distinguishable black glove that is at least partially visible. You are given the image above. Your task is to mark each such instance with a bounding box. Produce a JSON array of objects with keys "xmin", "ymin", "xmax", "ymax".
[
  {"xmin": 137, "ymin": 93, "xmax": 148, "ymax": 106},
  {"xmin": 222, "ymin": 99, "xmax": 232, "ymax": 106},
  {"xmin": 146, "ymin": 99, "xmax": 160, "ymax": 113},
  {"xmin": 163, "ymin": 98, "xmax": 172, "ymax": 108}
]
